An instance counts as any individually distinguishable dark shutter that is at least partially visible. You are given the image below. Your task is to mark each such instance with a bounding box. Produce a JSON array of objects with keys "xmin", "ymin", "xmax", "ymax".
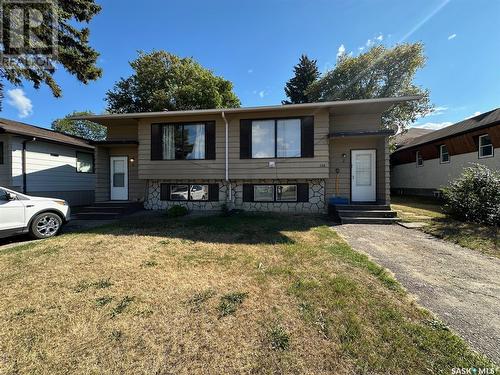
[
  {"xmin": 297, "ymin": 183, "xmax": 309, "ymax": 202},
  {"xmin": 240, "ymin": 119, "xmax": 252, "ymax": 159},
  {"xmin": 301, "ymin": 116, "xmax": 314, "ymax": 158},
  {"xmin": 205, "ymin": 121, "xmax": 216, "ymax": 160},
  {"xmin": 208, "ymin": 183, "xmax": 219, "ymax": 201},
  {"xmin": 160, "ymin": 184, "xmax": 170, "ymax": 201},
  {"xmin": 242, "ymin": 184, "xmax": 254, "ymax": 202},
  {"xmin": 151, "ymin": 124, "xmax": 163, "ymax": 160}
]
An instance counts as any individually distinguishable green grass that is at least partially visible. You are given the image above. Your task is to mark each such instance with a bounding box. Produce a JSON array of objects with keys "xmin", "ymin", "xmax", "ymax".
[
  {"xmin": 392, "ymin": 196, "xmax": 499, "ymax": 258},
  {"xmin": 0, "ymin": 213, "xmax": 496, "ymax": 374}
]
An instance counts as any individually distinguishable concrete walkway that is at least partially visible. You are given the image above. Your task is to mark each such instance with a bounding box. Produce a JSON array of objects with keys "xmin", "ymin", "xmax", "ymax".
[{"xmin": 334, "ymin": 224, "xmax": 500, "ymax": 364}]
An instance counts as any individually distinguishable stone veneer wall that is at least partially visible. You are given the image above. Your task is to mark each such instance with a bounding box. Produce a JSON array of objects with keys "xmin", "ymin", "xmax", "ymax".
[{"xmin": 144, "ymin": 179, "xmax": 326, "ymax": 213}]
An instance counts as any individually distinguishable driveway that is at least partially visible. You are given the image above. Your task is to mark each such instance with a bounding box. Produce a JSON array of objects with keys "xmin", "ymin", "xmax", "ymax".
[{"xmin": 334, "ymin": 224, "xmax": 500, "ymax": 364}]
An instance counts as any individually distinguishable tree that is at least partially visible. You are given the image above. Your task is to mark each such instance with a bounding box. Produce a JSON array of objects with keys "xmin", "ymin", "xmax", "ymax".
[
  {"xmin": 283, "ymin": 54, "xmax": 320, "ymax": 104},
  {"xmin": 0, "ymin": 1, "xmax": 102, "ymax": 109},
  {"xmin": 308, "ymin": 43, "xmax": 433, "ymax": 133},
  {"xmin": 105, "ymin": 51, "xmax": 240, "ymax": 113},
  {"xmin": 52, "ymin": 111, "xmax": 106, "ymax": 141}
]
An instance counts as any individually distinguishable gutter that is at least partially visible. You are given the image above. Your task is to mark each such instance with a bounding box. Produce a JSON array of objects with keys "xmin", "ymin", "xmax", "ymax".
[{"xmin": 22, "ymin": 137, "xmax": 36, "ymax": 193}]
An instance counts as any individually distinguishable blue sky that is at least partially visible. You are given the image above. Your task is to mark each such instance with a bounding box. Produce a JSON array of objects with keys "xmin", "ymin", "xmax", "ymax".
[{"xmin": 2, "ymin": 0, "xmax": 499, "ymax": 130}]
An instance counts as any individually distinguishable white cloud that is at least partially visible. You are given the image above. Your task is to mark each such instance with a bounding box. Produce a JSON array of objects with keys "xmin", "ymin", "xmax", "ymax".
[
  {"xmin": 258, "ymin": 90, "xmax": 266, "ymax": 98},
  {"xmin": 7, "ymin": 88, "xmax": 33, "ymax": 118},
  {"xmin": 412, "ymin": 121, "xmax": 453, "ymax": 130},
  {"xmin": 366, "ymin": 39, "xmax": 373, "ymax": 48},
  {"xmin": 376, "ymin": 34, "xmax": 384, "ymax": 41},
  {"xmin": 247, "ymin": 69, "xmax": 253, "ymax": 74},
  {"xmin": 465, "ymin": 111, "xmax": 481, "ymax": 119},
  {"xmin": 336, "ymin": 44, "xmax": 346, "ymax": 58},
  {"xmin": 431, "ymin": 106, "xmax": 448, "ymax": 115},
  {"xmin": 448, "ymin": 33, "xmax": 457, "ymax": 40}
]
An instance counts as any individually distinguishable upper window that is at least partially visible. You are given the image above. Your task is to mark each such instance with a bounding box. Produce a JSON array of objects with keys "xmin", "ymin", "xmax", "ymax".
[
  {"xmin": 416, "ymin": 151, "xmax": 423, "ymax": 167},
  {"xmin": 439, "ymin": 145, "xmax": 449, "ymax": 163},
  {"xmin": 76, "ymin": 152, "xmax": 94, "ymax": 173},
  {"xmin": 251, "ymin": 118, "xmax": 301, "ymax": 158},
  {"xmin": 479, "ymin": 134, "xmax": 493, "ymax": 158},
  {"xmin": 162, "ymin": 123, "xmax": 205, "ymax": 160},
  {"xmin": 0, "ymin": 142, "xmax": 3, "ymax": 164}
]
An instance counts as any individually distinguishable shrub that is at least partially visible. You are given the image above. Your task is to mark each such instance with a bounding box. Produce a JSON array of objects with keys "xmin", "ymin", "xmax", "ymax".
[
  {"xmin": 166, "ymin": 205, "xmax": 188, "ymax": 218},
  {"xmin": 442, "ymin": 164, "xmax": 500, "ymax": 226}
]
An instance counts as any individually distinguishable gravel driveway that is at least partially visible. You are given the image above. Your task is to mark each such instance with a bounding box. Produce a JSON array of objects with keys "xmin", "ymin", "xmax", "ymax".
[{"xmin": 334, "ymin": 224, "xmax": 500, "ymax": 364}]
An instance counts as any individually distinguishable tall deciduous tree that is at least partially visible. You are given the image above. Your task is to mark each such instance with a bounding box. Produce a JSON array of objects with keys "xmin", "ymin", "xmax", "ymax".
[
  {"xmin": 0, "ymin": 0, "xmax": 102, "ymax": 109},
  {"xmin": 283, "ymin": 55, "xmax": 320, "ymax": 104},
  {"xmin": 52, "ymin": 111, "xmax": 106, "ymax": 141},
  {"xmin": 308, "ymin": 43, "xmax": 433, "ymax": 133},
  {"xmin": 105, "ymin": 51, "xmax": 241, "ymax": 113}
]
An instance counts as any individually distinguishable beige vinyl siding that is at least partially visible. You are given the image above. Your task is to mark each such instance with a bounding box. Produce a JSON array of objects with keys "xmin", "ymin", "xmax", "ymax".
[
  {"xmin": 106, "ymin": 123, "xmax": 139, "ymax": 141},
  {"xmin": 95, "ymin": 146, "xmax": 146, "ymax": 202},
  {"xmin": 329, "ymin": 113, "xmax": 382, "ymax": 132},
  {"xmin": 137, "ymin": 110, "xmax": 330, "ymax": 180},
  {"xmin": 95, "ymin": 146, "xmax": 110, "ymax": 202},
  {"xmin": 10, "ymin": 136, "xmax": 23, "ymax": 188},
  {"xmin": 326, "ymin": 136, "xmax": 388, "ymax": 203},
  {"xmin": 138, "ymin": 115, "xmax": 225, "ymax": 180}
]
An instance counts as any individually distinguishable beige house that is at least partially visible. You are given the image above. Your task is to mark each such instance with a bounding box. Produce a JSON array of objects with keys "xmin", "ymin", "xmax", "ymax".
[{"xmin": 77, "ymin": 97, "xmax": 417, "ymax": 217}]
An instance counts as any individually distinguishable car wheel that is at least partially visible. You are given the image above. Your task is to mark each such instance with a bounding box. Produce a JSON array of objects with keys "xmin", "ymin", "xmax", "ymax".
[{"xmin": 29, "ymin": 213, "xmax": 62, "ymax": 239}]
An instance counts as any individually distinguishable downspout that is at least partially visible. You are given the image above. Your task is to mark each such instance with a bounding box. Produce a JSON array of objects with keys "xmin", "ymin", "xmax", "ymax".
[
  {"xmin": 22, "ymin": 137, "xmax": 36, "ymax": 193},
  {"xmin": 221, "ymin": 111, "xmax": 231, "ymax": 204}
]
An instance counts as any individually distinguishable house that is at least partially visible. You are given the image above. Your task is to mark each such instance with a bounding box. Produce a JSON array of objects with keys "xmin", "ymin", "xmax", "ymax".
[
  {"xmin": 0, "ymin": 118, "xmax": 95, "ymax": 206},
  {"xmin": 391, "ymin": 109, "xmax": 500, "ymax": 196},
  {"xmin": 75, "ymin": 97, "xmax": 418, "ymax": 217},
  {"xmin": 393, "ymin": 128, "xmax": 434, "ymax": 148}
]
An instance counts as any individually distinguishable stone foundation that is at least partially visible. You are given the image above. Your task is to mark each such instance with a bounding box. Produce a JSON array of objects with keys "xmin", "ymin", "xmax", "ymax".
[{"xmin": 144, "ymin": 179, "xmax": 326, "ymax": 213}]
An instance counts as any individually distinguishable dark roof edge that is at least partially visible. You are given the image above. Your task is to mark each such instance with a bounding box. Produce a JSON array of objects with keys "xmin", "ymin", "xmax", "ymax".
[
  {"xmin": 329, "ymin": 129, "xmax": 395, "ymax": 138},
  {"xmin": 394, "ymin": 120, "xmax": 500, "ymax": 153}
]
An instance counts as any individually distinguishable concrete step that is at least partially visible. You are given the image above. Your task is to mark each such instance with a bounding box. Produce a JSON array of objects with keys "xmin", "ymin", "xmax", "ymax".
[
  {"xmin": 334, "ymin": 204, "xmax": 391, "ymax": 211},
  {"xmin": 340, "ymin": 217, "xmax": 401, "ymax": 225},
  {"xmin": 338, "ymin": 210, "xmax": 397, "ymax": 218}
]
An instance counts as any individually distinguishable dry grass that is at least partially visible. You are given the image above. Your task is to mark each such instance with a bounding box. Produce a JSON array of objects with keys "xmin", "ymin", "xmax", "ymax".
[
  {"xmin": 0, "ymin": 213, "xmax": 494, "ymax": 374},
  {"xmin": 391, "ymin": 196, "xmax": 499, "ymax": 258}
]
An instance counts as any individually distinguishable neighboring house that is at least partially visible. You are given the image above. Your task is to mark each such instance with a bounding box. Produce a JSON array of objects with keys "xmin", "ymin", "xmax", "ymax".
[
  {"xmin": 75, "ymin": 96, "xmax": 418, "ymax": 213},
  {"xmin": 0, "ymin": 118, "xmax": 95, "ymax": 206},
  {"xmin": 391, "ymin": 109, "xmax": 500, "ymax": 196},
  {"xmin": 392, "ymin": 128, "xmax": 434, "ymax": 148}
]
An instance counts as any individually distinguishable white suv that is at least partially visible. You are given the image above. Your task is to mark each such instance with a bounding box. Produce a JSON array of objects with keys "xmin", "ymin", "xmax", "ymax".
[{"xmin": 0, "ymin": 187, "xmax": 71, "ymax": 239}]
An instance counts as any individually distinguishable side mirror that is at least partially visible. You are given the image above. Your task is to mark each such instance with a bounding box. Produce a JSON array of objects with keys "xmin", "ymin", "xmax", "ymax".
[{"xmin": 6, "ymin": 192, "xmax": 17, "ymax": 201}]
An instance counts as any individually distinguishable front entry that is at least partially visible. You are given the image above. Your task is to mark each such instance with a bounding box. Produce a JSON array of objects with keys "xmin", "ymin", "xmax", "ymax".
[
  {"xmin": 351, "ymin": 149, "xmax": 376, "ymax": 202},
  {"xmin": 110, "ymin": 156, "xmax": 128, "ymax": 200}
]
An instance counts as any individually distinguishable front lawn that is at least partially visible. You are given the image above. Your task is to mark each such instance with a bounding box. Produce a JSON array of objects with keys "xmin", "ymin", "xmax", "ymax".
[
  {"xmin": 0, "ymin": 213, "xmax": 494, "ymax": 374},
  {"xmin": 391, "ymin": 196, "xmax": 499, "ymax": 259}
]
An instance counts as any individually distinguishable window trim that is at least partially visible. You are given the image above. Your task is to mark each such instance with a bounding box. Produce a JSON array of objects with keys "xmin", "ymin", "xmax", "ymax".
[
  {"xmin": 439, "ymin": 144, "xmax": 450, "ymax": 164},
  {"xmin": 478, "ymin": 134, "xmax": 494, "ymax": 159},
  {"xmin": 154, "ymin": 121, "xmax": 213, "ymax": 161},
  {"xmin": 416, "ymin": 151, "xmax": 423, "ymax": 167},
  {"xmin": 249, "ymin": 117, "xmax": 303, "ymax": 159},
  {"xmin": 0, "ymin": 141, "xmax": 4, "ymax": 164},
  {"xmin": 76, "ymin": 151, "xmax": 95, "ymax": 174}
]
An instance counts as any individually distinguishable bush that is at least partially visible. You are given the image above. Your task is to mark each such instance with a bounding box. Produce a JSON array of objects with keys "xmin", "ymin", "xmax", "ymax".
[
  {"xmin": 442, "ymin": 164, "xmax": 500, "ymax": 226},
  {"xmin": 166, "ymin": 205, "xmax": 188, "ymax": 218}
]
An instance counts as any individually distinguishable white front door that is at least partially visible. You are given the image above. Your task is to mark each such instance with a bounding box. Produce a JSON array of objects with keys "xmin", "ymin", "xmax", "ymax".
[
  {"xmin": 351, "ymin": 149, "xmax": 376, "ymax": 202},
  {"xmin": 110, "ymin": 156, "xmax": 128, "ymax": 201}
]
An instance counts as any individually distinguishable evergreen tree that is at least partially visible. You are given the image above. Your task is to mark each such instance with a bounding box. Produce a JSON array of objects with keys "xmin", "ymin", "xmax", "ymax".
[{"xmin": 283, "ymin": 55, "xmax": 320, "ymax": 104}]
